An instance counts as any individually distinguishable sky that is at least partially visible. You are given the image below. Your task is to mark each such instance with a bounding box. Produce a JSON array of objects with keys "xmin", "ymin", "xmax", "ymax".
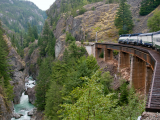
[{"xmin": 27, "ymin": 0, "xmax": 55, "ymax": 11}]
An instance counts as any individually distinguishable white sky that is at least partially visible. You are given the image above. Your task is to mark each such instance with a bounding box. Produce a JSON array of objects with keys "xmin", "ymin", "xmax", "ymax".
[{"xmin": 27, "ymin": 0, "xmax": 55, "ymax": 11}]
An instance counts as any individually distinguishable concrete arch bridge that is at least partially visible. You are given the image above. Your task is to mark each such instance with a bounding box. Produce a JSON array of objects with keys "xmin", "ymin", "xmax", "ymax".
[{"xmin": 85, "ymin": 43, "xmax": 160, "ymax": 112}]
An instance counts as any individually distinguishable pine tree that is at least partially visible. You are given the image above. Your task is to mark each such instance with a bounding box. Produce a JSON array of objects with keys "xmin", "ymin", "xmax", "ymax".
[
  {"xmin": 114, "ymin": 0, "xmax": 134, "ymax": 35},
  {"xmin": 35, "ymin": 58, "xmax": 52, "ymax": 110},
  {"xmin": 0, "ymin": 22, "xmax": 13, "ymax": 101},
  {"xmin": 140, "ymin": 0, "xmax": 160, "ymax": 16},
  {"xmin": 147, "ymin": 10, "xmax": 160, "ymax": 32}
]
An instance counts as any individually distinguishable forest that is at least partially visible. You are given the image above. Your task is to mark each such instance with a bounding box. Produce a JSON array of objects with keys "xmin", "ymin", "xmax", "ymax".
[
  {"xmin": 0, "ymin": 21, "xmax": 14, "ymax": 114},
  {"xmin": 0, "ymin": 0, "xmax": 46, "ymax": 33}
]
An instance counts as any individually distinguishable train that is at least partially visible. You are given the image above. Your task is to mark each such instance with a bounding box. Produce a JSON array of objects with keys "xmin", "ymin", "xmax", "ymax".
[{"xmin": 118, "ymin": 31, "xmax": 160, "ymax": 52}]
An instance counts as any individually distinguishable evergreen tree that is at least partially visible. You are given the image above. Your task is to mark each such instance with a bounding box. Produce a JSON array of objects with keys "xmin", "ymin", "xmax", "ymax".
[
  {"xmin": 35, "ymin": 57, "xmax": 52, "ymax": 110},
  {"xmin": 0, "ymin": 22, "xmax": 13, "ymax": 101},
  {"xmin": 147, "ymin": 10, "xmax": 160, "ymax": 32},
  {"xmin": 45, "ymin": 61, "xmax": 68, "ymax": 119},
  {"xmin": 114, "ymin": 0, "xmax": 134, "ymax": 35},
  {"xmin": 59, "ymin": 70, "xmax": 117, "ymax": 120},
  {"xmin": 140, "ymin": 0, "xmax": 160, "ymax": 16}
]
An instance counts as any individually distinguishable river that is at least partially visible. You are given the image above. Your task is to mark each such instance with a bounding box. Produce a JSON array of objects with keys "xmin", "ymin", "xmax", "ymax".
[{"xmin": 11, "ymin": 77, "xmax": 35, "ymax": 120}]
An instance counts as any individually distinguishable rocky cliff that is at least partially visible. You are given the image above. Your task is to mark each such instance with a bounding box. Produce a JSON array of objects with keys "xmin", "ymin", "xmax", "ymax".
[
  {"xmin": 52, "ymin": 2, "xmax": 119, "ymax": 58},
  {"xmin": 4, "ymin": 35, "xmax": 26, "ymax": 104},
  {"xmin": 53, "ymin": 2, "xmax": 119, "ymax": 42},
  {"xmin": 0, "ymin": 93, "xmax": 13, "ymax": 120},
  {"xmin": 24, "ymin": 41, "xmax": 40, "ymax": 80},
  {"xmin": 0, "ymin": 35, "xmax": 26, "ymax": 119}
]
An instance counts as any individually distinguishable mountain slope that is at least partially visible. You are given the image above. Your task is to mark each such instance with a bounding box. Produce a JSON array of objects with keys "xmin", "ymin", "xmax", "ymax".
[{"xmin": 0, "ymin": 0, "xmax": 47, "ymax": 33}]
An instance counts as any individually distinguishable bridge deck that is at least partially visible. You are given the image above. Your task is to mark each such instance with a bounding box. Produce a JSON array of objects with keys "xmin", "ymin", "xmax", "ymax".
[{"xmin": 96, "ymin": 43, "xmax": 160, "ymax": 112}]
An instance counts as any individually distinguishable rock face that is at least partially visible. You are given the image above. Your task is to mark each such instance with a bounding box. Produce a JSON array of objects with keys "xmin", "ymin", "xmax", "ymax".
[
  {"xmin": 0, "ymin": 94, "xmax": 13, "ymax": 120},
  {"xmin": 54, "ymin": 2, "xmax": 119, "ymax": 43},
  {"xmin": 4, "ymin": 35, "xmax": 26, "ymax": 104},
  {"xmin": 24, "ymin": 41, "xmax": 40, "ymax": 80},
  {"xmin": 55, "ymin": 34, "xmax": 66, "ymax": 59},
  {"xmin": 53, "ymin": 2, "xmax": 119, "ymax": 58},
  {"xmin": 30, "ymin": 108, "xmax": 44, "ymax": 120},
  {"xmin": 27, "ymin": 86, "xmax": 36, "ymax": 104},
  {"xmin": 141, "ymin": 112, "xmax": 160, "ymax": 120}
]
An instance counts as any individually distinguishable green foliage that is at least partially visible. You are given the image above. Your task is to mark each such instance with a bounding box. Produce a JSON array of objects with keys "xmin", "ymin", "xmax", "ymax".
[
  {"xmin": 59, "ymin": 73, "xmax": 144, "ymax": 120},
  {"xmin": 91, "ymin": 7, "xmax": 95, "ymax": 11},
  {"xmin": 119, "ymin": 82, "xmax": 129, "ymax": 105},
  {"xmin": 111, "ymin": 87, "xmax": 145, "ymax": 120},
  {"xmin": 0, "ymin": 22, "xmax": 13, "ymax": 102},
  {"xmin": 28, "ymin": 43, "xmax": 37, "ymax": 56},
  {"xmin": 0, "ymin": 0, "xmax": 46, "ymax": 33},
  {"xmin": 47, "ymin": 0, "xmax": 103, "ymax": 30},
  {"xmin": 99, "ymin": 51, "xmax": 104, "ymax": 58},
  {"xmin": 65, "ymin": 32, "xmax": 76, "ymax": 43},
  {"xmin": 139, "ymin": 0, "xmax": 160, "ymax": 16},
  {"xmin": 106, "ymin": 0, "xmax": 119, "ymax": 4},
  {"xmin": 114, "ymin": 0, "xmax": 134, "ymax": 35},
  {"xmin": 44, "ymin": 42, "xmax": 99, "ymax": 119},
  {"xmin": 100, "ymin": 71, "xmax": 113, "ymax": 95},
  {"xmin": 58, "ymin": 71, "xmax": 117, "ymax": 120},
  {"xmin": 113, "ymin": 50, "xmax": 119, "ymax": 56},
  {"xmin": 44, "ymin": 61, "xmax": 68, "ymax": 119},
  {"xmin": 79, "ymin": 8, "xmax": 87, "ymax": 15},
  {"xmin": 39, "ymin": 21, "xmax": 56, "ymax": 57},
  {"xmin": 35, "ymin": 57, "xmax": 53, "ymax": 110},
  {"xmin": 42, "ymin": 33, "xmax": 144, "ymax": 119},
  {"xmin": 147, "ymin": 10, "xmax": 160, "ymax": 32}
]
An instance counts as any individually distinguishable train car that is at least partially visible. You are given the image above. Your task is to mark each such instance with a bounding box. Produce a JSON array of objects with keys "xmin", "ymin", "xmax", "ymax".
[
  {"xmin": 138, "ymin": 33, "xmax": 153, "ymax": 47},
  {"xmin": 118, "ymin": 34, "xmax": 130, "ymax": 44},
  {"xmin": 128, "ymin": 33, "xmax": 141, "ymax": 45},
  {"xmin": 153, "ymin": 31, "xmax": 160, "ymax": 51}
]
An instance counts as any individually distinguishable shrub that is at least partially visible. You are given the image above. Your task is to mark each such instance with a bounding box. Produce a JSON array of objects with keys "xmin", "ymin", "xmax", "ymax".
[
  {"xmin": 99, "ymin": 51, "xmax": 104, "ymax": 58},
  {"xmin": 91, "ymin": 7, "xmax": 95, "ymax": 11},
  {"xmin": 79, "ymin": 8, "xmax": 86, "ymax": 15}
]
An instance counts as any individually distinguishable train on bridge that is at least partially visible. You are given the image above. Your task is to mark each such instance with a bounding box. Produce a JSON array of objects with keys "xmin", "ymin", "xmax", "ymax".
[{"xmin": 118, "ymin": 31, "xmax": 160, "ymax": 52}]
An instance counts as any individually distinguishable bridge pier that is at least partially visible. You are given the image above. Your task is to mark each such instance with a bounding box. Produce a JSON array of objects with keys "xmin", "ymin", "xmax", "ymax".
[
  {"xmin": 131, "ymin": 56, "xmax": 146, "ymax": 93},
  {"xmin": 104, "ymin": 49, "xmax": 113, "ymax": 61}
]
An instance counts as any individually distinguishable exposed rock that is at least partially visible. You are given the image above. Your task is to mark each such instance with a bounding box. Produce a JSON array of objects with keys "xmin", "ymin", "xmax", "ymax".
[
  {"xmin": 0, "ymin": 94, "xmax": 13, "ymax": 120},
  {"xmin": 30, "ymin": 108, "xmax": 44, "ymax": 120},
  {"xmin": 23, "ymin": 43, "xmax": 40, "ymax": 80},
  {"xmin": 4, "ymin": 35, "xmax": 25, "ymax": 104},
  {"xmin": 55, "ymin": 34, "xmax": 66, "ymax": 59},
  {"xmin": 28, "ymin": 108, "xmax": 36, "ymax": 116},
  {"xmin": 25, "ymin": 77, "xmax": 29, "ymax": 83},
  {"xmin": 27, "ymin": 86, "xmax": 36, "ymax": 104},
  {"xmin": 13, "ymin": 113, "xmax": 21, "ymax": 119},
  {"xmin": 53, "ymin": 2, "xmax": 119, "ymax": 58},
  {"xmin": 141, "ymin": 112, "xmax": 160, "ymax": 120}
]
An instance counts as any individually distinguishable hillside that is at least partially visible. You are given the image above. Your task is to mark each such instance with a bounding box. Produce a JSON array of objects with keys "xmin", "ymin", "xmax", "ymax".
[
  {"xmin": 127, "ymin": 0, "xmax": 160, "ymax": 33},
  {"xmin": 0, "ymin": 0, "xmax": 47, "ymax": 33},
  {"xmin": 47, "ymin": 1, "xmax": 119, "ymax": 44}
]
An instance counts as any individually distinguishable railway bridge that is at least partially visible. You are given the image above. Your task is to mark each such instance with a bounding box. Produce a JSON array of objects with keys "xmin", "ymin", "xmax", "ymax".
[{"xmin": 85, "ymin": 43, "xmax": 160, "ymax": 112}]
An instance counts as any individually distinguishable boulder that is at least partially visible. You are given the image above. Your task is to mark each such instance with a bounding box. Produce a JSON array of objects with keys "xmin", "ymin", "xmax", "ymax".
[
  {"xmin": 27, "ymin": 86, "xmax": 36, "ymax": 104},
  {"xmin": 13, "ymin": 113, "xmax": 21, "ymax": 119}
]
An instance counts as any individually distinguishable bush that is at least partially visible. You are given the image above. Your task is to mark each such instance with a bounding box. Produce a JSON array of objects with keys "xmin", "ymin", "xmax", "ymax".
[
  {"xmin": 91, "ymin": 7, "xmax": 95, "ymax": 11},
  {"xmin": 99, "ymin": 51, "xmax": 104, "ymax": 58},
  {"xmin": 79, "ymin": 8, "xmax": 86, "ymax": 15},
  {"xmin": 113, "ymin": 50, "xmax": 119, "ymax": 56}
]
